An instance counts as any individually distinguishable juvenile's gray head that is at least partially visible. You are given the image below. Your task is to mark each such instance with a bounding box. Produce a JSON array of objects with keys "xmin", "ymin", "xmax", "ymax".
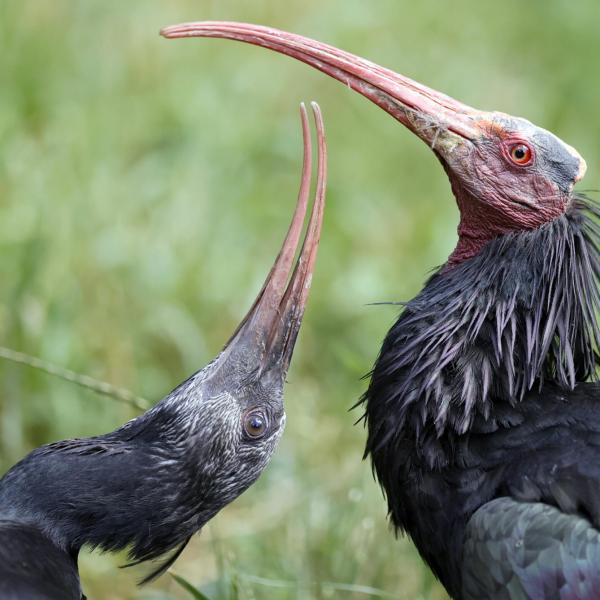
[{"xmin": 148, "ymin": 102, "xmax": 327, "ymax": 509}]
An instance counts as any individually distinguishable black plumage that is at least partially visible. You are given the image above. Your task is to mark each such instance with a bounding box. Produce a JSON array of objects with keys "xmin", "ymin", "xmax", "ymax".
[
  {"xmin": 0, "ymin": 103, "xmax": 327, "ymax": 599},
  {"xmin": 365, "ymin": 195, "xmax": 600, "ymax": 441},
  {"xmin": 0, "ymin": 522, "xmax": 81, "ymax": 600},
  {"xmin": 463, "ymin": 497, "xmax": 600, "ymax": 598},
  {"xmin": 159, "ymin": 21, "xmax": 600, "ymax": 599},
  {"xmin": 363, "ymin": 200, "xmax": 600, "ymax": 596}
]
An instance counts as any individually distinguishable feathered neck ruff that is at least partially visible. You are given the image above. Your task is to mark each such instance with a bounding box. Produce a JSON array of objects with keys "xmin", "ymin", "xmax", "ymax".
[{"xmin": 363, "ymin": 195, "xmax": 600, "ymax": 443}]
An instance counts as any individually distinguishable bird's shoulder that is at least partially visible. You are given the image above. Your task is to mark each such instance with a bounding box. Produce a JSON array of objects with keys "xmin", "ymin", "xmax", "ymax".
[
  {"xmin": 467, "ymin": 383, "xmax": 600, "ymax": 523},
  {"xmin": 0, "ymin": 520, "xmax": 82, "ymax": 600},
  {"xmin": 458, "ymin": 384, "xmax": 600, "ymax": 598},
  {"xmin": 462, "ymin": 496, "xmax": 600, "ymax": 600}
]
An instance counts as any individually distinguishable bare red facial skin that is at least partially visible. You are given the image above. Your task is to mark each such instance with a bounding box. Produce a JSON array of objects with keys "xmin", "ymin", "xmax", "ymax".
[
  {"xmin": 447, "ymin": 177, "xmax": 569, "ymax": 266},
  {"xmin": 441, "ymin": 125, "xmax": 573, "ymax": 266}
]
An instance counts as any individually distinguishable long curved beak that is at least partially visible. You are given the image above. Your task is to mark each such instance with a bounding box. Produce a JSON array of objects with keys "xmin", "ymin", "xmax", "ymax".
[
  {"xmin": 160, "ymin": 21, "xmax": 482, "ymax": 158},
  {"xmin": 220, "ymin": 102, "xmax": 326, "ymax": 376}
]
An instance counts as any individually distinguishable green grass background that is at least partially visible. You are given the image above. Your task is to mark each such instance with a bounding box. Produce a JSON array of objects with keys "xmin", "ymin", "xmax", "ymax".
[{"xmin": 1, "ymin": 1, "xmax": 599, "ymax": 598}]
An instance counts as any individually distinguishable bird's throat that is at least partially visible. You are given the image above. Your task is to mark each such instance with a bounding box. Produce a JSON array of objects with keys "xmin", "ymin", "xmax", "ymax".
[{"xmin": 445, "ymin": 170, "xmax": 571, "ymax": 267}]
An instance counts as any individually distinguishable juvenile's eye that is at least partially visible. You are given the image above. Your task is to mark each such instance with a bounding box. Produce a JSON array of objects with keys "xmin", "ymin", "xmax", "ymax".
[
  {"xmin": 508, "ymin": 143, "xmax": 533, "ymax": 166},
  {"xmin": 243, "ymin": 410, "xmax": 268, "ymax": 439}
]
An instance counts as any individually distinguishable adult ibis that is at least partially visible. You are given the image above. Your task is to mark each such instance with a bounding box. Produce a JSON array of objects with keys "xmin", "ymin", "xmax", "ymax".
[
  {"xmin": 161, "ymin": 22, "xmax": 600, "ymax": 599},
  {"xmin": 0, "ymin": 103, "xmax": 327, "ymax": 600}
]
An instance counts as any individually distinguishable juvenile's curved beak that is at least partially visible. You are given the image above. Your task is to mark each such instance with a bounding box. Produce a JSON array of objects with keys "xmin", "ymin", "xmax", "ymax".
[
  {"xmin": 160, "ymin": 21, "xmax": 482, "ymax": 160},
  {"xmin": 219, "ymin": 102, "xmax": 326, "ymax": 377}
]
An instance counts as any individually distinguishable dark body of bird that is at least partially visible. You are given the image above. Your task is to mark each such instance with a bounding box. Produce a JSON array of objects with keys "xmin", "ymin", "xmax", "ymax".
[
  {"xmin": 367, "ymin": 205, "xmax": 600, "ymax": 598},
  {"xmin": 161, "ymin": 22, "xmax": 600, "ymax": 599},
  {"xmin": 0, "ymin": 104, "xmax": 327, "ymax": 600}
]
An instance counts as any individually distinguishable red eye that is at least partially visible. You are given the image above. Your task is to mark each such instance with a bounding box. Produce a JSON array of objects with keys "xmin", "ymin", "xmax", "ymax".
[{"xmin": 508, "ymin": 143, "xmax": 533, "ymax": 166}]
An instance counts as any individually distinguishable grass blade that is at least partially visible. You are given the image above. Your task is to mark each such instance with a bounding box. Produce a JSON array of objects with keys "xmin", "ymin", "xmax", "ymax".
[
  {"xmin": 170, "ymin": 572, "xmax": 213, "ymax": 600},
  {"xmin": 0, "ymin": 346, "xmax": 150, "ymax": 411}
]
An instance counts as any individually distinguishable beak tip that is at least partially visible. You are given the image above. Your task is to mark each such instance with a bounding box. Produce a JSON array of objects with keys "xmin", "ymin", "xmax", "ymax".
[
  {"xmin": 160, "ymin": 24, "xmax": 187, "ymax": 38},
  {"xmin": 219, "ymin": 97, "xmax": 326, "ymax": 371}
]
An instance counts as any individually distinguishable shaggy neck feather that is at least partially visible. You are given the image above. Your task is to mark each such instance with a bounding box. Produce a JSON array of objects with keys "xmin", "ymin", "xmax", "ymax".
[{"xmin": 364, "ymin": 195, "xmax": 600, "ymax": 461}]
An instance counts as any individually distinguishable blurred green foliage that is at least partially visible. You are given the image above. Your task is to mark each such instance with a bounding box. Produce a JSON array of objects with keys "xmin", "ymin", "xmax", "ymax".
[{"xmin": 1, "ymin": 1, "xmax": 599, "ymax": 598}]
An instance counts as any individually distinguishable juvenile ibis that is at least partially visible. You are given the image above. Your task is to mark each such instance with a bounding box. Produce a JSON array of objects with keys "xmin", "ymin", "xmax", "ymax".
[
  {"xmin": 161, "ymin": 22, "xmax": 600, "ymax": 599},
  {"xmin": 0, "ymin": 103, "xmax": 327, "ymax": 600}
]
